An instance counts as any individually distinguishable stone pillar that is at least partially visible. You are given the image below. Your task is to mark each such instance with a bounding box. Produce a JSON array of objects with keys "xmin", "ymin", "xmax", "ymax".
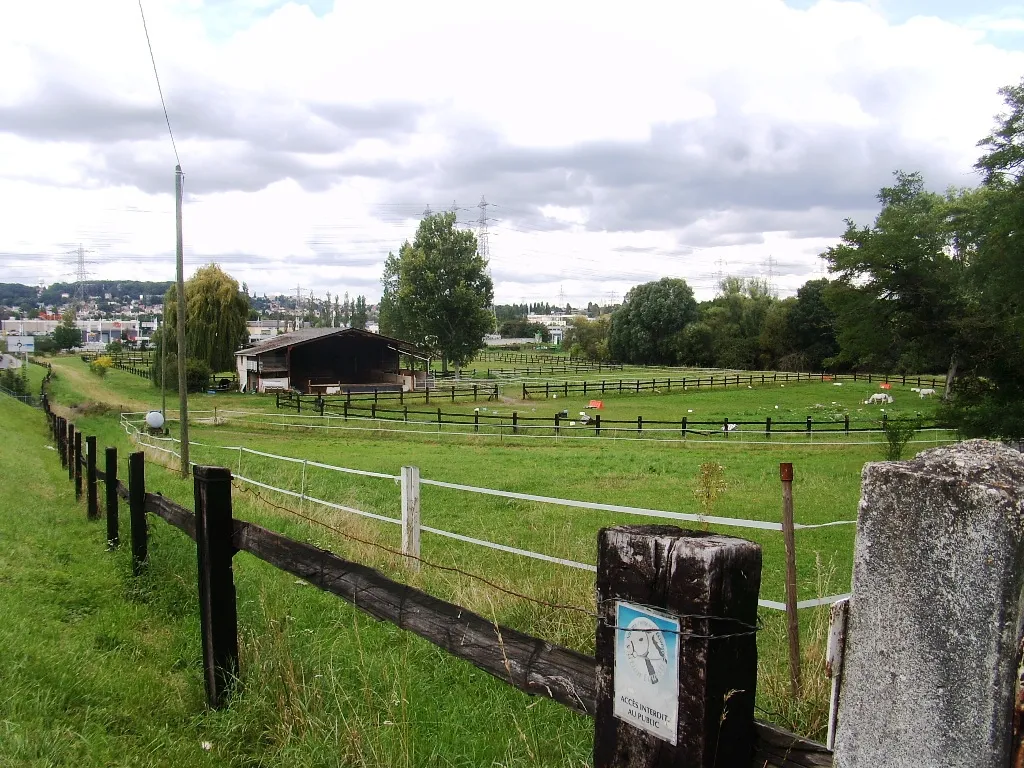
[{"xmin": 834, "ymin": 440, "xmax": 1024, "ymax": 768}]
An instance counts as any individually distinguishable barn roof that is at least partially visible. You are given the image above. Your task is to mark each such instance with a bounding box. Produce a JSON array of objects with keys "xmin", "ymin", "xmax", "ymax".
[{"xmin": 236, "ymin": 327, "xmax": 425, "ymax": 357}]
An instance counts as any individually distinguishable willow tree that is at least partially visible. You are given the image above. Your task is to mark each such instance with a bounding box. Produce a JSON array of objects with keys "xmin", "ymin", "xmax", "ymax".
[{"xmin": 163, "ymin": 264, "xmax": 250, "ymax": 373}]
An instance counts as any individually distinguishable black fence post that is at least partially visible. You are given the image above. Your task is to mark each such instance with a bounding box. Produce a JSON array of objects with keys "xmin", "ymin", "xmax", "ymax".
[
  {"xmin": 723, "ymin": 417, "xmax": 730, "ymax": 439},
  {"xmin": 105, "ymin": 447, "xmax": 119, "ymax": 547},
  {"xmin": 129, "ymin": 452, "xmax": 147, "ymax": 576},
  {"xmin": 74, "ymin": 430, "xmax": 83, "ymax": 501},
  {"xmin": 806, "ymin": 416, "xmax": 813, "ymax": 435},
  {"xmin": 637, "ymin": 415, "xmax": 642, "ymax": 435},
  {"xmin": 404, "ymin": 405, "xmax": 409, "ymax": 422},
  {"xmin": 595, "ymin": 413, "xmax": 601, "ymax": 436},
  {"xmin": 844, "ymin": 414, "xmax": 850, "ymax": 436},
  {"xmin": 58, "ymin": 417, "xmax": 67, "ymax": 468},
  {"xmin": 512, "ymin": 411, "xmax": 518, "ymax": 434},
  {"xmin": 67, "ymin": 423, "xmax": 75, "ymax": 482},
  {"xmin": 474, "ymin": 410, "xmax": 479, "ymax": 433},
  {"xmin": 193, "ymin": 466, "xmax": 240, "ymax": 710},
  {"xmin": 766, "ymin": 416, "xmax": 772, "ymax": 440},
  {"xmin": 681, "ymin": 416, "xmax": 687, "ymax": 438},
  {"xmin": 86, "ymin": 435, "xmax": 99, "ymax": 520},
  {"xmin": 545, "ymin": 381, "xmax": 550, "ymax": 398}
]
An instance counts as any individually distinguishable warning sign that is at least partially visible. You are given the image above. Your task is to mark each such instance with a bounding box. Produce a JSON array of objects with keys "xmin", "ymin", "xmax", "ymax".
[{"xmin": 613, "ymin": 601, "xmax": 680, "ymax": 744}]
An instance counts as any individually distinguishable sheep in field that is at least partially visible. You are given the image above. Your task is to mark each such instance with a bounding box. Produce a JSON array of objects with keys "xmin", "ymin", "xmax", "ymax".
[{"xmin": 865, "ymin": 393, "xmax": 894, "ymax": 405}]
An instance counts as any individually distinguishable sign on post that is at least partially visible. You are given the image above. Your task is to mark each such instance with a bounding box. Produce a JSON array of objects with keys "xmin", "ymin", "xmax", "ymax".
[
  {"xmin": 613, "ymin": 601, "xmax": 680, "ymax": 744},
  {"xmin": 8, "ymin": 336, "xmax": 34, "ymax": 352}
]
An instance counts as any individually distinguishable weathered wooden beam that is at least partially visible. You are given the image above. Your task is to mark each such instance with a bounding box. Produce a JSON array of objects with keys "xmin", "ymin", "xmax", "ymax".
[
  {"xmin": 232, "ymin": 518, "xmax": 597, "ymax": 715},
  {"xmin": 145, "ymin": 493, "xmax": 196, "ymax": 540}
]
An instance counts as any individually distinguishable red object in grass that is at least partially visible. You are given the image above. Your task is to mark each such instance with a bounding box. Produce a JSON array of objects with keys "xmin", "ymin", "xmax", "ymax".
[
  {"xmin": 588, "ymin": 400, "xmax": 604, "ymax": 409},
  {"xmin": 880, "ymin": 382, "xmax": 892, "ymax": 390}
]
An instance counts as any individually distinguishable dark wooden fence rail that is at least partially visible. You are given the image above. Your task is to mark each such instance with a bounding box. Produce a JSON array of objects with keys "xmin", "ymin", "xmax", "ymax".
[
  {"xmin": 276, "ymin": 384, "xmax": 500, "ymax": 413},
  {"xmin": 271, "ymin": 397, "xmax": 945, "ymax": 438},
  {"xmin": 39, "ymin": 397, "xmax": 831, "ymax": 767},
  {"xmin": 523, "ymin": 371, "xmax": 947, "ymax": 399},
  {"xmin": 489, "ymin": 363, "xmax": 625, "ymax": 377},
  {"xmin": 478, "ymin": 350, "xmax": 590, "ymax": 365}
]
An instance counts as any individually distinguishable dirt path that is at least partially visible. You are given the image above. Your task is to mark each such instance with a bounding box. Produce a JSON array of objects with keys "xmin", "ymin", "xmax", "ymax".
[{"xmin": 48, "ymin": 359, "xmax": 152, "ymax": 415}]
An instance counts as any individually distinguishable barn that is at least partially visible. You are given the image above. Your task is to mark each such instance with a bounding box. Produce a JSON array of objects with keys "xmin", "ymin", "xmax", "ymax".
[{"xmin": 234, "ymin": 327, "xmax": 430, "ymax": 394}]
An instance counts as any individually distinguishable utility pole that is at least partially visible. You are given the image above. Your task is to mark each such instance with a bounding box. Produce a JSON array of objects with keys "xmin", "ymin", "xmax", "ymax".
[
  {"xmin": 175, "ymin": 165, "xmax": 190, "ymax": 477},
  {"xmin": 160, "ymin": 314, "xmax": 166, "ymax": 420}
]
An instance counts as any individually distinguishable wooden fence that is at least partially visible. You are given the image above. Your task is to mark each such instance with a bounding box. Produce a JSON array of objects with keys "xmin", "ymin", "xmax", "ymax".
[
  {"xmin": 523, "ymin": 371, "xmax": 948, "ymax": 399},
  {"xmin": 276, "ymin": 384, "xmax": 500, "ymax": 413},
  {"xmin": 271, "ymin": 397, "xmax": 946, "ymax": 439},
  {"xmin": 41, "ymin": 396, "xmax": 831, "ymax": 767},
  {"xmin": 478, "ymin": 350, "xmax": 590, "ymax": 365}
]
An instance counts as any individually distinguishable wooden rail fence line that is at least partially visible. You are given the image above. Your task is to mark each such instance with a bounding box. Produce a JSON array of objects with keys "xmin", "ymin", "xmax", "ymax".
[
  {"xmin": 522, "ymin": 371, "xmax": 947, "ymax": 399},
  {"xmin": 41, "ymin": 398, "xmax": 832, "ymax": 767}
]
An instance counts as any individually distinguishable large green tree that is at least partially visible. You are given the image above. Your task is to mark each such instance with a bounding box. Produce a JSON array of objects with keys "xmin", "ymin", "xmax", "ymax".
[
  {"xmin": 939, "ymin": 81, "xmax": 1024, "ymax": 438},
  {"xmin": 608, "ymin": 278, "xmax": 698, "ymax": 365},
  {"xmin": 53, "ymin": 308, "xmax": 81, "ymax": 351},
  {"xmin": 163, "ymin": 264, "xmax": 250, "ymax": 373},
  {"xmin": 785, "ymin": 278, "xmax": 839, "ymax": 371},
  {"xmin": 822, "ymin": 171, "xmax": 979, "ymax": 389},
  {"xmin": 379, "ymin": 212, "xmax": 493, "ymax": 372}
]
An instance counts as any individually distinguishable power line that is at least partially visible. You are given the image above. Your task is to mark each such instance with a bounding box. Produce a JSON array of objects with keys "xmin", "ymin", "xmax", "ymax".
[{"xmin": 137, "ymin": 0, "xmax": 180, "ymax": 166}]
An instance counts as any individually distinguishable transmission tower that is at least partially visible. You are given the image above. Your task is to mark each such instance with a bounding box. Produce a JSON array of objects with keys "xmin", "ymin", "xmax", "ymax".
[
  {"xmin": 715, "ymin": 257, "xmax": 726, "ymax": 291},
  {"xmin": 477, "ymin": 195, "xmax": 496, "ymax": 324},
  {"xmin": 422, "ymin": 204, "xmax": 432, "ymax": 218},
  {"xmin": 765, "ymin": 255, "xmax": 777, "ymax": 293},
  {"xmin": 63, "ymin": 244, "xmax": 97, "ymax": 307}
]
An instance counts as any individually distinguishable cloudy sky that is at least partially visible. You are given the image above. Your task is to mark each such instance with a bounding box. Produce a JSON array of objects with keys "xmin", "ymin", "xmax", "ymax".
[{"xmin": 1, "ymin": 0, "xmax": 1022, "ymax": 306}]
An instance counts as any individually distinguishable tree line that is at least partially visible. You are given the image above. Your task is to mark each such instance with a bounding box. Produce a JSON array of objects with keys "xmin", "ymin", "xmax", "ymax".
[{"xmin": 563, "ymin": 79, "xmax": 1024, "ymax": 439}]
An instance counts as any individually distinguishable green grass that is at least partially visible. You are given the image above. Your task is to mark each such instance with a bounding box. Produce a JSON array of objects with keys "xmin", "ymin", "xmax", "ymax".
[
  {"xmin": 1, "ymin": 379, "xmax": 594, "ymax": 767},
  {"xmin": 34, "ymin": 353, "xmax": 928, "ymax": 747}
]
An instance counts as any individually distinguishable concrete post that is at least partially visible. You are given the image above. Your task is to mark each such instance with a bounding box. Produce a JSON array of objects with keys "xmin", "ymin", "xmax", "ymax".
[{"xmin": 834, "ymin": 440, "xmax": 1024, "ymax": 768}]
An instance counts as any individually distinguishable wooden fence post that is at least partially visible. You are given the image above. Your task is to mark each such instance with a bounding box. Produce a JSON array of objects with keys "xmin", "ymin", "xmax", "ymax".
[
  {"xmin": 401, "ymin": 465, "xmax": 421, "ymax": 571},
  {"xmin": 766, "ymin": 416, "xmax": 772, "ymax": 440},
  {"xmin": 86, "ymin": 435, "xmax": 99, "ymax": 520},
  {"xmin": 594, "ymin": 525, "xmax": 761, "ymax": 767},
  {"xmin": 129, "ymin": 451, "xmax": 147, "ymax": 576},
  {"xmin": 58, "ymin": 417, "xmax": 67, "ymax": 468},
  {"xmin": 637, "ymin": 415, "xmax": 642, "ymax": 435},
  {"xmin": 105, "ymin": 447, "xmax": 119, "ymax": 547},
  {"xmin": 193, "ymin": 465, "xmax": 240, "ymax": 709},
  {"xmin": 67, "ymin": 422, "xmax": 75, "ymax": 481},
  {"xmin": 780, "ymin": 462, "xmax": 801, "ymax": 697},
  {"xmin": 512, "ymin": 411, "xmax": 518, "ymax": 434},
  {"xmin": 74, "ymin": 430, "xmax": 83, "ymax": 501},
  {"xmin": 681, "ymin": 416, "xmax": 686, "ymax": 438}
]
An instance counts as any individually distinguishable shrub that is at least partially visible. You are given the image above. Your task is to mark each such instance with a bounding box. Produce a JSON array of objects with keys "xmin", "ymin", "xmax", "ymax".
[
  {"xmin": 105, "ymin": 340, "xmax": 123, "ymax": 354},
  {"xmin": 692, "ymin": 462, "xmax": 727, "ymax": 528},
  {"xmin": 186, "ymin": 358, "xmax": 212, "ymax": 393},
  {"xmin": 881, "ymin": 415, "xmax": 920, "ymax": 461},
  {"xmin": 89, "ymin": 355, "xmax": 114, "ymax": 378}
]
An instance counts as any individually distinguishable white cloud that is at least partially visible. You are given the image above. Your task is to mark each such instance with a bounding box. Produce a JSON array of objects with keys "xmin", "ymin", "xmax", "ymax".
[{"xmin": 0, "ymin": 0, "xmax": 1022, "ymax": 304}]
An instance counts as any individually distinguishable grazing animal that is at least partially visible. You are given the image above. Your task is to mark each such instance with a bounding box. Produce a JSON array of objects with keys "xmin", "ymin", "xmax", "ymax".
[
  {"xmin": 918, "ymin": 388, "xmax": 936, "ymax": 398},
  {"xmin": 865, "ymin": 393, "xmax": 894, "ymax": 405},
  {"xmin": 911, "ymin": 387, "xmax": 921, "ymax": 393}
]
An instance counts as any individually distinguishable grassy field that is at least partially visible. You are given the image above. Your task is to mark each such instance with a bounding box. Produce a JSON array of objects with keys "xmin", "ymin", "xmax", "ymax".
[
  {"xmin": 1, "ymin": 383, "xmax": 594, "ymax": 767},
  {"xmin": 20, "ymin": 353, "xmax": 953, "ymax": 753}
]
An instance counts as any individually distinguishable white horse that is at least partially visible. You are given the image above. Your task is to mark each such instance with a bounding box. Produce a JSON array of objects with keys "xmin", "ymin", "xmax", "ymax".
[
  {"xmin": 918, "ymin": 388, "xmax": 936, "ymax": 398},
  {"xmin": 865, "ymin": 393, "xmax": 894, "ymax": 405}
]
